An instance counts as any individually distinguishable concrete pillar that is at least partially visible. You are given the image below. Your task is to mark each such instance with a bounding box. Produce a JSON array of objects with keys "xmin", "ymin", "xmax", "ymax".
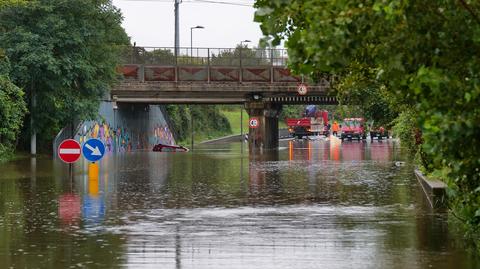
[
  {"xmin": 245, "ymin": 101, "xmax": 282, "ymax": 152},
  {"xmin": 139, "ymin": 65, "xmax": 145, "ymax": 82}
]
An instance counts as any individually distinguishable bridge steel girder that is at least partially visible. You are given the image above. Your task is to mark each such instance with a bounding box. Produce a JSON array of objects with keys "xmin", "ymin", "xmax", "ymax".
[{"xmin": 112, "ymin": 82, "xmax": 337, "ymax": 105}]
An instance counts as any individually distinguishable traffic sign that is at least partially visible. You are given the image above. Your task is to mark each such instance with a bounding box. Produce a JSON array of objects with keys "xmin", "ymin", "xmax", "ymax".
[
  {"xmin": 82, "ymin": 138, "xmax": 106, "ymax": 162},
  {"xmin": 249, "ymin": 117, "xmax": 259, "ymax": 128},
  {"xmin": 58, "ymin": 139, "xmax": 82, "ymax": 163},
  {"xmin": 297, "ymin": 83, "xmax": 308, "ymax": 95}
]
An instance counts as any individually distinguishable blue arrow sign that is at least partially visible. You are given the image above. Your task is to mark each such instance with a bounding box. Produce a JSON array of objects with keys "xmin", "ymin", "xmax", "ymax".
[{"xmin": 82, "ymin": 138, "xmax": 105, "ymax": 162}]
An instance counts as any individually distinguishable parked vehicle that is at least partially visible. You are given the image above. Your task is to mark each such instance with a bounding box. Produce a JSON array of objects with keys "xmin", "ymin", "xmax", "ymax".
[
  {"xmin": 369, "ymin": 125, "xmax": 389, "ymax": 141},
  {"xmin": 340, "ymin": 118, "xmax": 366, "ymax": 141},
  {"xmin": 152, "ymin": 143, "xmax": 189, "ymax": 152},
  {"xmin": 286, "ymin": 106, "xmax": 329, "ymax": 138}
]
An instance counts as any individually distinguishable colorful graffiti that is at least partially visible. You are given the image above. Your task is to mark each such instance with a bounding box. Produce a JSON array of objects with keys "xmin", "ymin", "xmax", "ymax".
[
  {"xmin": 77, "ymin": 121, "xmax": 174, "ymax": 153},
  {"xmin": 152, "ymin": 124, "xmax": 175, "ymax": 146}
]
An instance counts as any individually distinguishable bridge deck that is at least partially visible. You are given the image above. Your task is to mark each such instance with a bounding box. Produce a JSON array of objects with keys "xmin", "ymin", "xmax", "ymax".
[{"xmin": 113, "ymin": 47, "xmax": 336, "ymax": 104}]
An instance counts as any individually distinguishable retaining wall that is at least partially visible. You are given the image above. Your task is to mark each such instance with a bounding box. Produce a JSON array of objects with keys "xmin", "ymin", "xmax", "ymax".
[{"xmin": 74, "ymin": 102, "xmax": 175, "ymax": 153}]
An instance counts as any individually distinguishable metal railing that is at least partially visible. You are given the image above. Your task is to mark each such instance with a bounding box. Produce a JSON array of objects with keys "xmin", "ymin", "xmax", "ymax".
[
  {"xmin": 121, "ymin": 46, "xmax": 289, "ymax": 67},
  {"xmin": 52, "ymin": 121, "xmax": 82, "ymax": 157}
]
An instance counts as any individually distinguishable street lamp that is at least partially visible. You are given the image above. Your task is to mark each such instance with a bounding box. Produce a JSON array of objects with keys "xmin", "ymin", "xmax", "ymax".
[
  {"xmin": 238, "ymin": 40, "xmax": 251, "ymax": 82},
  {"xmin": 190, "ymin": 25, "xmax": 204, "ymax": 57},
  {"xmin": 240, "ymin": 39, "xmax": 251, "ymax": 48}
]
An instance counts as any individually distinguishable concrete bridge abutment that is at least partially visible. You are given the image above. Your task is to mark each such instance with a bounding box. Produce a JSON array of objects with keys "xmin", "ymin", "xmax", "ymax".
[{"xmin": 245, "ymin": 101, "xmax": 282, "ymax": 152}]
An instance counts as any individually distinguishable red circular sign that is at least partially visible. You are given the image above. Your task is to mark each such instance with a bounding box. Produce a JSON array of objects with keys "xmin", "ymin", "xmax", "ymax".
[
  {"xmin": 58, "ymin": 139, "xmax": 82, "ymax": 163},
  {"xmin": 249, "ymin": 117, "xmax": 259, "ymax": 128},
  {"xmin": 297, "ymin": 83, "xmax": 308, "ymax": 95}
]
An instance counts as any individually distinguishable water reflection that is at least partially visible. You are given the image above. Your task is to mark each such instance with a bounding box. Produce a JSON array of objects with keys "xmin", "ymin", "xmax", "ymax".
[
  {"xmin": 82, "ymin": 163, "xmax": 106, "ymax": 226},
  {"xmin": 58, "ymin": 193, "xmax": 81, "ymax": 226},
  {"xmin": 0, "ymin": 140, "xmax": 479, "ymax": 268}
]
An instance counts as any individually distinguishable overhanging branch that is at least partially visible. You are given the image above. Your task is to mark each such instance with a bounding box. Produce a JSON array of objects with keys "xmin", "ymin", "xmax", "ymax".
[{"xmin": 458, "ymin": 0, "xmax": 480, "ymax": 24}]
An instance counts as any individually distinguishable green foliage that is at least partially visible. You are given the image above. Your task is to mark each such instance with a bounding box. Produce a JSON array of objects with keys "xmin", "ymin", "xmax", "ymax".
[
  {"xmin": 392, "ymin": 109, "xmax": 418, "ymax": 154},
  {"xmin": 127, "ymin": 47, "xmax": 177, "ymax": 65},
  {"xmin": 0, "ymin": 0, "xmax": 129, "ymax": 150},
  {"xmin": 279, "ymin": 105, "xmax": 303, "ymax": 121},
  {"xmin": 210, "ymin": 45, "xmax": 270, "ymax": 66},
  {"xmin": 336, "ymin": 64, "xmax": 397, "ymax": 127},
  {"xmin": 166, "ymin": 105, "xmax": 232, "ymax": 144},
  {"xmin": 0, "ymin": 76, "xmax": 26, "ymax": 146},
  {"xmin": 255, "ymin": 0, "xmax": 480, "ymax": 240},
  {"xmin": 0, "ymin": 52, "xmax": 27, "ymax": 162},
  {"xmin": 220, "ymin": 108, "xmax": 249, "ymax": 135}
]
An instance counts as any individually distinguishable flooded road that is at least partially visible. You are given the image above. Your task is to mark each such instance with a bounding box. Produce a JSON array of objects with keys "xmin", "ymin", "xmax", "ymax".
[{"xmin": 1, "ymin": 138, "xmax": 478, "ymax": 268}]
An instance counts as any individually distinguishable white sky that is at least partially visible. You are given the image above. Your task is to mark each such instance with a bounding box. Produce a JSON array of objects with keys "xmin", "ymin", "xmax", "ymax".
[{"xmin": 111, "ymin": 0, "xmax": 265, "ymax": 48}]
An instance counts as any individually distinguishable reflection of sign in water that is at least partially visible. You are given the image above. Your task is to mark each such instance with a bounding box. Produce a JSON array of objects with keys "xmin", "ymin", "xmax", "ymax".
[
  {"xmin": 83, "ymin": 162, "xmax": 105, "ymax": 224},
  {"xmin": 82, "ymin": 195, "xmax": 105, "ymax": 224},
  {"xmin": 59, "ymin": 194, "xmax": 81, "ymax": 225}
]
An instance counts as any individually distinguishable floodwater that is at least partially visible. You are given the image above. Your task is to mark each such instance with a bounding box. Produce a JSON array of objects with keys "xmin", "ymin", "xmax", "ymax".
[{"xmin": 0, "ymin": 137, "xmax": 478, "ymax": 268}]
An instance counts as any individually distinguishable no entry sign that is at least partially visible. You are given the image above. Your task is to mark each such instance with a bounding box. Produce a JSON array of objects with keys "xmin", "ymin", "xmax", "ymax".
[
  {"xmin": 249, "ymin": 117, "xmax": 259, "ymax": 128},
  {"xmin": 58, "ymin": 139, "xmax": 81, "ymax": 163}
]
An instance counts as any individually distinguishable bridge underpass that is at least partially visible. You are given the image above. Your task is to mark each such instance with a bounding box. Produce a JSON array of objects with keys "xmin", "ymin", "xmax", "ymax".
[{"xmin": 113, "ymin": 47, "xmax": 338, "ymax": 151}]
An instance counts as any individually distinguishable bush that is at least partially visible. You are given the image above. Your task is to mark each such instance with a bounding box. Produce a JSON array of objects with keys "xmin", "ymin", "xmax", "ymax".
[{"xmin": 0, "ymin": 76, "xmax": 27, "ymax": 161}]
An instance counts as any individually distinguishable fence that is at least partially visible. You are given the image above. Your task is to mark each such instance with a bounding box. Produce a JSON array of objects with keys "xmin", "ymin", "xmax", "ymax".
[{"xmin": 121, "ymin": 46, "xmax": 289, "ymax": 66}]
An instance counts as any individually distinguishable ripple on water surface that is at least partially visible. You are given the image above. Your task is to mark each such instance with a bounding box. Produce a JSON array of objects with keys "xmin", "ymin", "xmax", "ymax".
[{"xmin": 0, "ymin": 140, "xmax": 478, "ymax": 268}]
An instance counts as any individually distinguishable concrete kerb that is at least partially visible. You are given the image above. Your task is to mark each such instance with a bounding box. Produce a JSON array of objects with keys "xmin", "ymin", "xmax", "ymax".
[
  {"xmin": 200, "ymin": 128, "xmax": 291, "ymax": 144},
  {"xmin": 200, "ymin": 134, "xmax": 243, "ymax": 144},
  {"xmin": 414, "ymin": 168, "xmax": 448, "ymax": 209}
]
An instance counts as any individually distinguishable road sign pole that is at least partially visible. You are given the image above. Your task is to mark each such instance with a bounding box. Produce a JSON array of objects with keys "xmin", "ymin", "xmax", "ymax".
[
  {"xmin": 190, "ymin": 105, "xmax": 194, "ymax": 151},
  {"xmin": 240, "ymin": 107, "xmax": 243, "ymax": 153}
]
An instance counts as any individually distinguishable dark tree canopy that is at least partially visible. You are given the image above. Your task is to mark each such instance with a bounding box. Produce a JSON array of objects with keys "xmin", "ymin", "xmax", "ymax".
[
  {"xmin": 255, "ymin": 0, "xmax": 480, "ymax": 240},
  {"xmin": 0, "ymin": 52, "xmax": 27, "ymax": 161},
  {"xmin": 0, "ymin": 0, "xmax": 129, "ymax": 147}
]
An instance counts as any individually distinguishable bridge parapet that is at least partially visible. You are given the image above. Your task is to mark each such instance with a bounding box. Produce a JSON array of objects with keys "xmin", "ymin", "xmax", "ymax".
[
  {"xmin": 114, "ymin": 46, "xmax": 335, "ymax": 105},
  {"xmin": 120, "ymin": 64, "xmax": 306, "ymax": 83},
  {"xmin": 119, "ymin": 46, "xmax": 312, "ymax": 83},
  {"xmin": 122, "ymin": 46, "xmax": 288, "ymax": 66}
]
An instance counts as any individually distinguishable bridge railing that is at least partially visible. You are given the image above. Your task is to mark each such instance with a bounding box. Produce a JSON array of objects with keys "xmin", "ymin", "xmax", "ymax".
[
  {"xmin": 121, "ymin": 46, "xmax": 289, "ymax": 66},
  {"xmin": 118, "ymin": 46, "xmax": 318, "ymax": 83}
]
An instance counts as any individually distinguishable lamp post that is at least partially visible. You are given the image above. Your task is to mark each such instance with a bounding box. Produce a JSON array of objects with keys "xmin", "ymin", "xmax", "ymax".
[
  {"xmin": 238, "ymin": 40, "xmax": 250, "ymax": 83},
  {"xmin": 240, "ymin": 39, "xmax": 251, "ymax": 48},
  {"xmin": 190, "ymin": 25, "xmax": 204, "ymax": 57},
  {"xmin": 174, "ymin": 0, "xmax": 181, "ymax": 56},
  {"xmin": 189, "ymin": 26, "xmax": 203, "ymax": 152},
  {"xmin": 239, "ymin": 40, "xmax": 250, "ymax": 150}
]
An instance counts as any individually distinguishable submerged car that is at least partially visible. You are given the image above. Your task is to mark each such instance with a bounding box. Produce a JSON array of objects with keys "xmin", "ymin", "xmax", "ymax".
[{"xmin": 152, "ymin": 143, "xmax": 189, "ymax": 152}]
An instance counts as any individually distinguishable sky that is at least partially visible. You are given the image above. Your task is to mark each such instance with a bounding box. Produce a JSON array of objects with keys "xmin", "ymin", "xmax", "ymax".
[{"xmin": 111, "ymin": 0, "xmax": 265, "ymax": 49}]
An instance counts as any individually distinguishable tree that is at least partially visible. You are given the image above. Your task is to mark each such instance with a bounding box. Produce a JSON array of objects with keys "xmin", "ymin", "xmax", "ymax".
[
  {"xmin": 0, "ymin": 52, "xmax": 27, "ymax": 161},
  {"xmin": 255, "ymin": 0, "xmax": 480, "ymax": 240},
  {"xmin": 0, "ymin": 0, "xmax": 129, "ymax": 150},
  {"xmin": 210, "ymin": 45, "xmax": 270, "ymax": 66}
]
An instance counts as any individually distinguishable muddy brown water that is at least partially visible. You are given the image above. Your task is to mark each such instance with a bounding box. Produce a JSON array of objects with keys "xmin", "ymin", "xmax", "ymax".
[{"xmin": 0, "ymin": 138, "xmax": 478, "ymax": 268}]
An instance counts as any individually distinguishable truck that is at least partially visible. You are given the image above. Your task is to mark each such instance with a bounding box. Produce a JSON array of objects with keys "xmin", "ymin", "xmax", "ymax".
[
  {"xmin": 286, "ymin": 106, "xmax": 329, "ymax": 139},
  {"xmin": 340, "ymin": 118, "xmax": 367, "ymax": 141}
]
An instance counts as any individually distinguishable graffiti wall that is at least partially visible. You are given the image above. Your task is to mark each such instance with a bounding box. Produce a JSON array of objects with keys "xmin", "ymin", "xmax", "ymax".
[{"xmin": 75, "ymin": 102, "xmax": 175, "ymax": 153}]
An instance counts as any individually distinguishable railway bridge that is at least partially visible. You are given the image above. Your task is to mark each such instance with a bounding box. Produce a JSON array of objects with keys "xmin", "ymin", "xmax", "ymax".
[{"xmin": 113, "ymin": 46, "xmax": 337, "ymax": 151}]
